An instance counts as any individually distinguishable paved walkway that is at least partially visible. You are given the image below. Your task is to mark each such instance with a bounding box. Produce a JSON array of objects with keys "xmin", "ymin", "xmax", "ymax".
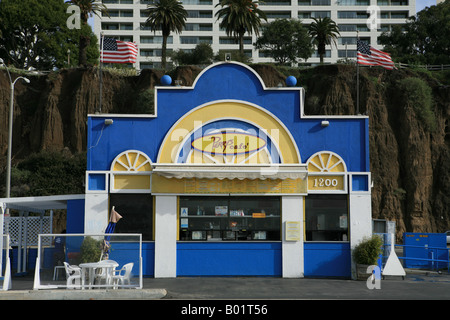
[{"xmin": 1, "ymin": 270, "xmax": 450, "ymax": 300}]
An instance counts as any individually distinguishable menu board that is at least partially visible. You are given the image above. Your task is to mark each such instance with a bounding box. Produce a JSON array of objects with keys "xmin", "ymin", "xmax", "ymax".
[{"xmin": 285, "ymin": 221, "xmax": 301, "ymax": 241}]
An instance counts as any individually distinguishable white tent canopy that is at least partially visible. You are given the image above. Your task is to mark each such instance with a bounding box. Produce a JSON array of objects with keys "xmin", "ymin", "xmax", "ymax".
[{"xmin": 0, "ymin": 194, "xmax": 85, "ymax": 285}]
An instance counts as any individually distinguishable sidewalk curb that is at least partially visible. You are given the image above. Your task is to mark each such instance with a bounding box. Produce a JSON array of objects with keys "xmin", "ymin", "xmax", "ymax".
[{"xmin": 0, "ymin": 288, "xmax": 167, "ymax": 300}]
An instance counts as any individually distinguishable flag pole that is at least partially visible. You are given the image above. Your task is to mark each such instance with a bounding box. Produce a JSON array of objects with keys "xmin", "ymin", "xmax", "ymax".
[
  {"xmin": 99, "ymin": 32, "xmax": 104, "ymax": 114},
  {"xmin": 356, "ymin": 30, "xmax": 360, "ymax": 115}
]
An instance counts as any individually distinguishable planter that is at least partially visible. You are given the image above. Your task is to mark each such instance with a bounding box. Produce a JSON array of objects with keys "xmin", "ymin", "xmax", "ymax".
[{"xmin": 356, "ymin": 264, "xmax": 372, "ymax": 281}]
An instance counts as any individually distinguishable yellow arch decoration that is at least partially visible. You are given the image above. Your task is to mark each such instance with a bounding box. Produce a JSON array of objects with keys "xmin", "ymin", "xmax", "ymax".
[
  {"xmin": 110, "ymin": 150, "xmax": 152, "ymax": 191},
  {"xmin": 157, "ymin": 101, "xmax": 301, "ymax": 164}
]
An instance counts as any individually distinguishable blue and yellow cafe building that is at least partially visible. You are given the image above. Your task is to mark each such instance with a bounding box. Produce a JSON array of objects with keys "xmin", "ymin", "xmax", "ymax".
[{"xmin": 81, "ymin": 61, "xmax": 372, "ymax": 279}]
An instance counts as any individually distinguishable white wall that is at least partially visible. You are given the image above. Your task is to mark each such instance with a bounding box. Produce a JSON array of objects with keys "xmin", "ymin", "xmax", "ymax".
[
  {"xmin": 84, "ymin": 193, "xmax": 109, "ymax": 235},
  {"xmin": 282, "ymin": 196, "xmax": 304, "ymax": 278},
  {"xmin": 349, "ymin": 193, "xmax": 373, "ymax": 249},
  {"xmin": 154, "ymin": 195, "xmax": 177, "ymax": 278}
]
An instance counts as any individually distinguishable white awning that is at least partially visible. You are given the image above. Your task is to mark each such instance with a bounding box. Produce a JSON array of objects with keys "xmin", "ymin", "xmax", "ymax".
[{"xmin": 152, "ymin": 164, "xmax": 308, "ymax": 180}]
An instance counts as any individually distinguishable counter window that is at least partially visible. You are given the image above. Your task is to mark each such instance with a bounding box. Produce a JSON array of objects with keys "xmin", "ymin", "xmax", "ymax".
[
  {"xmin": 179, "ymin": 196, "xmax": 281, "ymax": 241},
  {"xmin": 305, "ymin": 194, "xmax": 348, "ymax": 241},
  {"xmin": 109, "ymin": 194, "xmax": 153, "ymax": 240}
]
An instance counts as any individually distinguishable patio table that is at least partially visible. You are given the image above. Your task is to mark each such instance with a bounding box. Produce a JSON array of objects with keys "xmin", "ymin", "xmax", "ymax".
[{"xmin": 79, "ymin": 261, "xmax": 119, "ymax": 289}]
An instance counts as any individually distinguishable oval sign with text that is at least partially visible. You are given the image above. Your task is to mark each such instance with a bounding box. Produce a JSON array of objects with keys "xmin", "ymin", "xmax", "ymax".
[{"xmin": 191, "ymin": 132, "xmax": 267, "ymax": 155}]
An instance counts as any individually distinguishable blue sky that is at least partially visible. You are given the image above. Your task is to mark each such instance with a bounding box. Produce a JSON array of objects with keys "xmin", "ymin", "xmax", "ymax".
[{"xmin": 416, "ymin": 0, "xmax": 436, "ymax": 11}]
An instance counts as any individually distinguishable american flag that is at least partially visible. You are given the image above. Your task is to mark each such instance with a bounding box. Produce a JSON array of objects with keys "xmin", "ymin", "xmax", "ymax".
[
  {"xmin": 357, "ymin": 40, "xmax": 395, "ymax": 70},
  {"xmin": 101, "ymin": 37, "xmax": 138, "ymax": 64}
]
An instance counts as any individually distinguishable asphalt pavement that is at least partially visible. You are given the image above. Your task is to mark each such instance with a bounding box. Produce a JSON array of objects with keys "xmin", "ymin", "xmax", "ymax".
[{"xmin": 2, "ymin": 269, "xmax": 450, "ymax": 301}]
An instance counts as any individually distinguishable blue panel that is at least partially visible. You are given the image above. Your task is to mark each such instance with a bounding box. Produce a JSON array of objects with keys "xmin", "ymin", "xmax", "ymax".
[
  {"xmin": 403, "ymin": 233, "xmax": 447, "ymax": 269},
  {"xmin": 177, "ymin": 242, "xmax": 282, "ymax": 276},
  {"xmin": 66, "ymin": 199, "xmax": 85, "ymax": 233},
  {"xmin": 304, "ymin": 242, "xmax": 351, "ymax": 278},
  {"xmin": 109, "ymin": 242, "xmax": 155, "ymax": 277},
  {"xmin": 88, "ymin": 173, "xmax": 106, "ymax": 191},
  {"xmin": 352, "ymin": 175, "xmax": 369, "ymax": 191}
]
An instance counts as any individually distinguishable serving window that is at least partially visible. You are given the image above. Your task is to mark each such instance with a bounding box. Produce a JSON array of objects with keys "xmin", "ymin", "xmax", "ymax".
[
  {"xmin": 305, "ymin": 194, "xmax": 348, "ymax": 241},
  {"xmin": 179, "ymin": 196, "xmax": 281, "ymax": 241}
]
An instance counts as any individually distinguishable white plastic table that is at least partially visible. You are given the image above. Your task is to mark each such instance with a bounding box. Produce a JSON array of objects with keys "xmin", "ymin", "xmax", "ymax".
[{"xmin": 79, "ymin": 261, "xmax": 119, "ymax": 289}]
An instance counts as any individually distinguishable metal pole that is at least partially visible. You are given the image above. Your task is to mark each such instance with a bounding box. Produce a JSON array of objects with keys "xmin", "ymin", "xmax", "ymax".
[
  {"xmin": 99, "ymin": 33, "xmax": 104, "ymax": 114},
  {"xmin": 6, "ymin": 83, "xmax": 14, "ymax": 199},
  {"xmin": 356, "ymin": 31, "xmax": 360, "ymax": 115}
]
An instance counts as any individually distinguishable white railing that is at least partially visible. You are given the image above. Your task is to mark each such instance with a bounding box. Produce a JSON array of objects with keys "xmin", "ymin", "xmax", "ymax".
[{"xmin": 33, "ymin": 233, "xmax": 143, "ymax": 290}]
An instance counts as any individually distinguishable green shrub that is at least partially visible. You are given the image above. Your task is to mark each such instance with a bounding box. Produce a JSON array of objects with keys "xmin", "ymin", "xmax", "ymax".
[
  {"xmin": 397, "ymin": 77, "xmax": 436, "ymax": 131},
  {"xmin": 353, "ymin": 235, "xmax": 383, "ymax": 265},
  {"xmin": 80, "ymin": 236, "xmax": 103, "ymax": 263}
]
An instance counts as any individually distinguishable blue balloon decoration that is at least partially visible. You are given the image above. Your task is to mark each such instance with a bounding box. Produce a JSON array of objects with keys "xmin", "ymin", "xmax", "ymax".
[
  {"xmin": 161, "ymin": 75, "xmax": 172, "ymax": 86},
  {"xmin": 285, "ymin": 76, "xmax": 297, "ymax": 87}
]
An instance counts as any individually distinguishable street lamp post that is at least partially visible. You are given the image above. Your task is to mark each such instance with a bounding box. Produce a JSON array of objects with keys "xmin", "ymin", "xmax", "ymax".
[{"xmin": 0, "ymin": 58, "xmax": 30, "ymax": 199}]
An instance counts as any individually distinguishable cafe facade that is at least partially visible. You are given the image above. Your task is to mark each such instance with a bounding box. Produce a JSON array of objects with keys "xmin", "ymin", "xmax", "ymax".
[{"xmin": 81, "ymin": 62, "xmax": 372, "ymax": 279}]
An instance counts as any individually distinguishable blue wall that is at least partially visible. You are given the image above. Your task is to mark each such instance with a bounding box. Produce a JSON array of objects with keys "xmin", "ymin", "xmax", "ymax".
[
  {"xmin": 177, "ymin": 242, "xmax": 282, "ymax": 276},
  {"xmin": 87, "ymin": 63, "xmax": 369, "ymax": 173},
  {"xmin": 304, "ymin": 243, "xmax": 351, "ymax": 278},
  {"xmin": 66, "ymin": 199, "xmax": 85, "ymax": 233},
  {"xmin": 109, "ymin": 242, "xmax": 155, "ymax": 277}
]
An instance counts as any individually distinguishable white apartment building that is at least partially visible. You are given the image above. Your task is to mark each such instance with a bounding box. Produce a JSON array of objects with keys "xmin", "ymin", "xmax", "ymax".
[{"xmin": 94, "ymin": 0, "xmax": 415, "ymax": 69}]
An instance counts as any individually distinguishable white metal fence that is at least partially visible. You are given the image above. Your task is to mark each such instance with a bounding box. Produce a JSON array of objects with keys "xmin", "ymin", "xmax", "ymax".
[{"xmin": 34, "ymin": 233, "xmax": 143, "ymax": 290}]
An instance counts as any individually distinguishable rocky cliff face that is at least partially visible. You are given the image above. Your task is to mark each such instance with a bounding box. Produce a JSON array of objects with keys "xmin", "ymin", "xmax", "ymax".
[{"xmin": 0, "ymin": 64, "xmax": 449, "ymax": 239}]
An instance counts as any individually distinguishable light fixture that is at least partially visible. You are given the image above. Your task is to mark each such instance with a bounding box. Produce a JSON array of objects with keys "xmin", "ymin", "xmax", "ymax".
[
  {"xmin": 321, "ymin": 120, "xmax": 329, "ymax": 127},
  {"xmin": 104, "ymin": 119, "xmax": 114, "ymax": 125}
]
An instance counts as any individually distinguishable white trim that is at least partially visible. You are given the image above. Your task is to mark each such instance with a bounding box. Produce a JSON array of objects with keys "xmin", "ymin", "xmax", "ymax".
[
  {"xmin": 349, "ymin": 172, "xmax": 372, "ymax": 195},
  {"xmin": 88, "ymin": 113, "xmax": 157, "ymax": 118},
  {"xmin": 85, "ymin": 171, "xmax": 109, "ymax": 194}
]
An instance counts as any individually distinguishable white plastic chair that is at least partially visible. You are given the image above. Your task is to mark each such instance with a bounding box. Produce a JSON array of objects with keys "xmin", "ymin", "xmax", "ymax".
[
  {"xmin": 63, "ymin": 262, "xmax": 81, "ymax": 289},
  {"xmin": 94, "ymin": 260, "xmax": 117, "ymax": 287},
  {"xmin": 112, "ymin": 263, "xmax": 134, "ymax": 289}
]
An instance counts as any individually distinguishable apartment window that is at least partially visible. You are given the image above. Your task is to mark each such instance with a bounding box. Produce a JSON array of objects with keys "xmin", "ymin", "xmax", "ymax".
[
  {"xmin": 338, "ymin": 11, "xmax": 370, "ymax": 19},
  {"xmin": 120, "ymin": 23, "xmax": 133, "ymax": 30},
  {"xmin": 378, "ymin": 0, "xmax": 408, "ymax": 5},
  {"xmin": 299, "ymin": 0, "xmax": 330, "ymax": 5},
  {"xmin": 219, "ymin": 37, "xmax": 252, "ymax": 44},
  {"xmin": 313, "ymin": 50, "xmax": 331, "ymax": 57},
  {"xmin": 338, "ymin": 49, "xmax": 357, "ymax": 57},
  {"xmin": 181, "ymin": 0, "xmax": 212, "ymax": 5},
  {"xmin": 260, "ymin": 0, "xmax": 291, "ymax": 5},
  {"xmin": 299, "ymin": 11, "xmax": 330, "ymax": 18},
  {"xmin": 265, "ymin": 11, "xmax": 291, "ymax": 19},
  {"xmin": 140, "ymin": 36, "xmax": 173, "ymax": 44},
  {"xmin": 184, "ymin": 23, "xmax": 213, "ymax": 31},
  {"xmin": 338, "ymin": 24, "xmax": 370, "ymax": 32},
  {"xmin": 337, "ymin": 0, "xmax": 370, "ymax": 5},
  {"xmin": 180, "ymin": 36, "xmax": 212, "ymax": 44},
  {"xmin": 102, "ymin": 23, "xmax": 118, "ymax": 30},
  {"xmin": 186, "ymin": 10, "xmax": 213, "ymax": 18}
]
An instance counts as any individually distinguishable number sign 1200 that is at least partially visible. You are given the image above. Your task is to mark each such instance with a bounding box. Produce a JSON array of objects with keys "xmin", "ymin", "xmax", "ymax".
[{"xmin": 313, "ymin": 178, "xmax": 338, "ymax": 188}]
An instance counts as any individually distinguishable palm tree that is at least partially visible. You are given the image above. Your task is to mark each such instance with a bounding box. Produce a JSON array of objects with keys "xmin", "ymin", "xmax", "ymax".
[
  {"xmin": 67, "ymin": 0, "xmax": 109, "ymax": 66},
  {"xmin": 145, "ymin": 0, "xmax": 187, "ymax": 70},
  {"xmin": 215, "ymin": 0, "xmax": 267, "ymax": 56},
  {"xmin": 308, "ymin": 17, "xmax": 340, "ymax": 64}
]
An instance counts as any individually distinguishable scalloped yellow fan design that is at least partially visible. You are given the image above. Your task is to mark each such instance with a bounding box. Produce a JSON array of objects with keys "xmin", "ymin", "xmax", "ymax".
[{"xmin": 307, "ymin": 151, "xmax": 346, "ymax": 173}]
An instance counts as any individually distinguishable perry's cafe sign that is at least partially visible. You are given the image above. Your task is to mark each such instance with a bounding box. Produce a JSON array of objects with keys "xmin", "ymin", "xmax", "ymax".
[{"xmin": 191, "ymin": 132, "xmax": 266, "ymax": 156}]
